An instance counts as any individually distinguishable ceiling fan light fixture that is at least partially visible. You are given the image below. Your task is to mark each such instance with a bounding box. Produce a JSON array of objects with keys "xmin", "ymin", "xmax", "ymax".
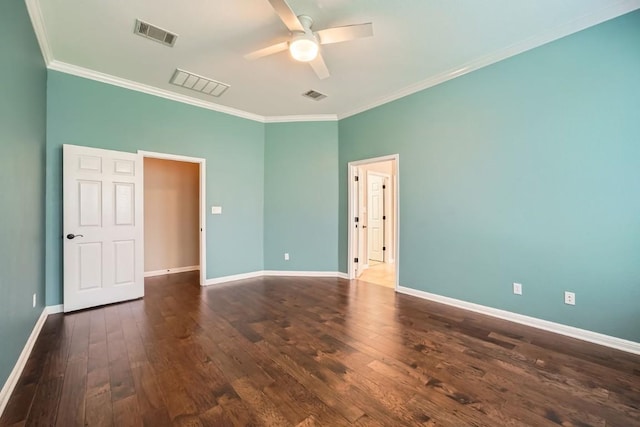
[{"xmin": 289, "ymin": 34, "xmax": 319, "ymax": 62}]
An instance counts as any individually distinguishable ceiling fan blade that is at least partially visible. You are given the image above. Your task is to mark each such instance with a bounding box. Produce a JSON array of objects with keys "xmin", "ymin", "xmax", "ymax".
[
  {"xmin": 316, "ymin": 23, "xmax": 373, "ymax": 45},
  {"xmin": 268, "ymin": 0, "xmax": 305, "ymax": 32},
  {"xmin": 309, "ymin": 54, "xmax": 330, "ymax": 80},
  {"xmin": 244, "ymin": 41, "xmax": 289, "ymax": 60}
]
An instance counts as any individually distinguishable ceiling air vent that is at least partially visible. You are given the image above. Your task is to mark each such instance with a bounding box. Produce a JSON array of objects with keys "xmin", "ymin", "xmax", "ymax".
[
  {"xmin": 134, "ymin": 19, "xmax": 178, "ymax": 47},
  {"xmin": 302, "ymin": 90, "xmax": 327, "ymax": 101},
  {"xmin": 169, "ymin": 69, "xmax": 230, "ymax": 97}
]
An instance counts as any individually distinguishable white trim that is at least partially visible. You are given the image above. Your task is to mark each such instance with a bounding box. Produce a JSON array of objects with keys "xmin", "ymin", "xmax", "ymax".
[
  {"xmin": 204, "ymin": 271, "xmax": 266, "ymax": 286},
  {"xmin": 397, "ymin": 286, "xmax": 640, "ymax": 355},
  {"xmin": 49, "ymin": 61, "xmax": 265, "ymax": 123},
  {"xmin": 348, "ymin": 154, "xmax": 399, "ymax": 167},
  {"xmin": 338, "ymin": 0, "xmax": 640, "ymax": 119},
  {"xmin": 26, "ymin": 0, "xmax": 640, "ymax": 122},
  {"xmin": 139, "ymin": 151, "xmax": 207, "ymax": 287},
  {"xmin": 46, "ymin": 304, "xmax": 64, "ymax": 314},
  {"xmin": 138, "ymin": 150, "xmax": 206, "ymax": 164},
  {"xmin": 263, "ymin": 271, "xmax": 344, "ymax": 277},
  {"xmin": 264, "ymin": 115, "xmax": 338, "ymax": 123},
  {"xmin": 203, "ymin": 270, "xmax": 348, "ymax": 286},
  {"xmin": 348, "ymin": 165, "xmax": 359, "ymax": 279},
  {"xmin": 47, "ymin": 61, "xmax": 340, "ymax": 124},
  {"xmin": 0, "ymin": 308, "xmax": 48, "ymax": 417},
  {"xmin": 144, "ymin": 265, "xmax": 200, "ymax": 278},
  {"xmin": 348, "ymin": 155, "xmax": 400, "ymax": 292},
  {"xmin": 24, "ymin": 0, "xmax": 53, "ymax": 65}
]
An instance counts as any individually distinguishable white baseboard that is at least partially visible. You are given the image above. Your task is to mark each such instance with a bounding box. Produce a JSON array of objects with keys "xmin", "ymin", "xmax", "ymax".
[
  {"xmin": 144, "ymin": 265, "xmax": 200, "ymax": 278},
  {"xmin": 263, "ymin": 270, "xmax": 345, "ymax": 278},
  {"xmin": 397, "ymin": 286, "xmax": 640, "ymax": 355},
  {"xmin": 204, "ymin": 271, "xmax": 265, "ymax": 286},
  {"xmin": 0, "ymin": 308, "xmax": 48, "ymax": 417},
  {"xmin": 46, "ymin": 304, "xmax": 63, "ymax": 314},
  {"xmin": 204, "ymin": 270, "xmax": 348, "ymax": 286}
]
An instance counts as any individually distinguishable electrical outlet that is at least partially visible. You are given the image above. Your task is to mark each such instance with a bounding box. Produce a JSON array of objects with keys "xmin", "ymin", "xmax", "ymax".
[
  {"xmin": 513, "ymin": 283, "xmax": 522, "ymax": 295},
  {"xmin": 32, "ymin": 293, "xmax": 36, "ymax": 308},
  {"xmin": 564, "ymin": 291, "xmax": 575, "ymax": 305},
  {"xmin": 284, "ymin": 253, "xmax": 290, "ymax": 261}
]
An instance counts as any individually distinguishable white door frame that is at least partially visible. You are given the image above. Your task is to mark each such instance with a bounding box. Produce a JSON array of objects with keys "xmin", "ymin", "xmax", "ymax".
[
  {"xmin": 139, "ymin": 150, "xmax": 207, "ymax": 287},
  {"xmin": 348, "ymin": 154, "xmax": 399, "ymax": 290}
]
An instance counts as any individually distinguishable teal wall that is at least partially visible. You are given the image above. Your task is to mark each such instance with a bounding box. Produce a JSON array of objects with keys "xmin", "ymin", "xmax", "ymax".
[
  {"xmin": 46, "ymin": 71, "xmax": 265, "ymax": 305},
  {"xmin": 339, "ymin": 11, "xmax": 640, "ymax": 342},
  {"xmin": 264, "ymin": 122, "xmax": 339, "ymax": 271},
  {"xmin": 0, "ymin": 1, "xmax": 47, "ymax": 387},
  {"xmin": 6, "ymin": 5, "xmax": 635, "ymax": 366}
]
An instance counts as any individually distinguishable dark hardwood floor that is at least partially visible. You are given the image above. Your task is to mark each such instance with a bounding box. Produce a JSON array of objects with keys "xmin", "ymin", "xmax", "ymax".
[{"xmin": 1, "ymin": 272, "xmax": 639, "ymax": 426}]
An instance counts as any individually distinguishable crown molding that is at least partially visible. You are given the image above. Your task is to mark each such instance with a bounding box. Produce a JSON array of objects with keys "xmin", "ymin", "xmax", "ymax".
[
  {"xmin": 47, "ymin": 60, "xmax": 338, "ymax": 124},
  {"xmin": 48, "ymin": 61, "xmax": 267, "ymax": 122},
  {"xmin": 264, "ymin": 114, "xmax": 338, "ymax": 123},
  {"xmin": 25, "ymin": 0, "xmax": 53, "ymax": 65},
  {"xmin": 26, "ymin": 0, "xmax": 640, "ymax": 122},
  {"xmin": 338, "ymin": 0, "xmax": 640, "ymax": 119}
]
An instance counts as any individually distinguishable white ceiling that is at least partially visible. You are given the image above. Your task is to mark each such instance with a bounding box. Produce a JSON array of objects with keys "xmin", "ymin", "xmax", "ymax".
[{"xmin": 31, "ymin": 0, "xmax": 640, "ymax": 121}]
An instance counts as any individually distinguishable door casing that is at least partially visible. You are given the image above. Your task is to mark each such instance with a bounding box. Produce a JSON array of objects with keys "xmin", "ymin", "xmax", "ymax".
[
  {"xmin": 347, "ymin": 154, "xmax": 399, "ymax": 289},
  {"xmin": 138, "ymin": 150, "xmax": 207, "ymax": 287}
]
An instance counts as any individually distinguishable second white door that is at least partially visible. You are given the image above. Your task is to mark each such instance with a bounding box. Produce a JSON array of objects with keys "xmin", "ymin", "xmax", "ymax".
[{"xmin": 367, "ymin": 173, "xmax": 385, "ymax": 262}]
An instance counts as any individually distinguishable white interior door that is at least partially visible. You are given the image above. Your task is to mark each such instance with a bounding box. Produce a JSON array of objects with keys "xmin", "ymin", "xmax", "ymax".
[
  {"xmin": 367, "ymin": 173, "xmax": 385, "ymax": 262},
  {"xmin": 63, "ymin": 144, "xmax": 144, "ymax": 312}
]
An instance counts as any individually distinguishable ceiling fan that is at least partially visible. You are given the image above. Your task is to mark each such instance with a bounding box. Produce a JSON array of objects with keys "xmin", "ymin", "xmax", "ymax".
[{"xmin": 245, "ymin": 0, "xmax": 373, "ymax": 79}]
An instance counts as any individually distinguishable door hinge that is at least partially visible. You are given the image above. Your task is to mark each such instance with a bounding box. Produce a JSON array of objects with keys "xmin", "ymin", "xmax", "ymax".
[
  {"xmin": 354, "ymin": 257, "xmax": 359, "ymax": 263},
  {"xmin": 355, "ymin": 216, "xmax": 359, "ymax": 223},
  {"xmin": 383, "ymin": 215, "xmax": 386, "ymax": 220},
  {"xmin": 354, "ymin": 176, "xmax": 359, "ymax": 182},
  {"xmin": 383, "ymin": 184, "xmax": 386, "ymax": 189},
  {"xmin": 383, "ymin": 246, "xmax": 386, "ymax": 251}
]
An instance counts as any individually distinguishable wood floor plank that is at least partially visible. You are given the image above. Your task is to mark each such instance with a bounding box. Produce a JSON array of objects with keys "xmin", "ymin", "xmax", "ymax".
[
  {"xmin": 54, "ymin": 357, "xmax": 86, "ymax": 427},
  {"xmin": 104, "ymin": 305, "xmax": 136, "ymax": 403},
  {"xmin": 112, "ymin": 395, "xmax": 143, "ymax": 427},
  {"xmin": 2, "ymin": 271, "xmax": 640, "ymax": 427},
  {"xmin": 84, "ymin": 389, "xmax": 113, "ymax": 427}
]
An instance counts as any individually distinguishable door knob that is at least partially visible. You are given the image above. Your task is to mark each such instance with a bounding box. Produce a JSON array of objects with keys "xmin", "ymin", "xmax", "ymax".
[{"xmin": 66, "ymin": 233, "xmax": 84, "ymax": 240}]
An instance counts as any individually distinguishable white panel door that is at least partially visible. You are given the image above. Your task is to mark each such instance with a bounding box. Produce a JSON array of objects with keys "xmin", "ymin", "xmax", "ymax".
[
  {"xmin": 63, "ymin": 144, "xmax": 144, "ymax": 312},
  {"xmin": 367, "ymin": 173, "xmax": 385, "ymax": 262}
]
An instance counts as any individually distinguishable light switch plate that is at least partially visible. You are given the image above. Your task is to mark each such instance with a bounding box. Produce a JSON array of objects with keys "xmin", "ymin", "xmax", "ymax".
[
  {"xmin": 211, "ymin": 206, "xmax": 222, "ymax": 214},
  {"xmin": 513, "ymin": 282, "xmax": 522, "ymax": 295}
]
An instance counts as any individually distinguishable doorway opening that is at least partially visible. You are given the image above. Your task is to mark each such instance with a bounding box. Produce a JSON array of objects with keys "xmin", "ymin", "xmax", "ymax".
[
  {"xmin": 139, "ymin": 151, "xmax": 206, "ymax": 286},
  {"xmin": 348, "ymin": 155, "xmax": 399, "ymax": 289}
]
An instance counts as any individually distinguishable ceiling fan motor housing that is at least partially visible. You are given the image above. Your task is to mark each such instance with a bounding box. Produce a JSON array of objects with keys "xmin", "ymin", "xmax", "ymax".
[{"xmin": 289, "ymin": 15, "xmax": 318, "ymax": 62}]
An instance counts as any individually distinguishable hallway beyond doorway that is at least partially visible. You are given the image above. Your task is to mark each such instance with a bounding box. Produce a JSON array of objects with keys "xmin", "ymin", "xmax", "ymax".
[{"xmin": 358, "ymin": 262, "xmax": 395, "ymax": 288}]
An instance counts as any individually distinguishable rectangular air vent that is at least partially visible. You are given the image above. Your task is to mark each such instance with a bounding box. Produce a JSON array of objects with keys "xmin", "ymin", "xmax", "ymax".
[
  {"xmin": 170, "ymin": 69, "xmax": 230, "ymax": 97},
  {"xmin": 134, "ymin": 19, "xmax": 178, "ymax": 47},
  {"xmin": 302, "ymin": 90, "xmax": 327, "ymax": 101}
]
